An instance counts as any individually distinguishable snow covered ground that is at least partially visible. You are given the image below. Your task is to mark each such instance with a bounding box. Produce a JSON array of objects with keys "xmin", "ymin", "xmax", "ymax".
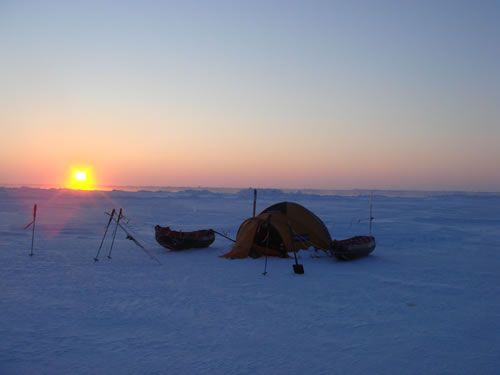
[{"xmin": 1, "ymin": 187, "xmax": 499, "ymax": 374}]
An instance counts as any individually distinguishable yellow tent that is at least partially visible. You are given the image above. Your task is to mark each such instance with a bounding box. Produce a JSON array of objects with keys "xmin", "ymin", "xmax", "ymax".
[{"xmin": 223, "ymin": 202, "xmax": 332, "ymax": 259}]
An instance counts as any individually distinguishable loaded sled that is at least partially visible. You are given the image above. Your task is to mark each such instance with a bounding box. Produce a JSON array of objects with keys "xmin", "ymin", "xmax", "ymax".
[
  {"xmin": 155, "ymin": 225, "xmax": 215, "ymax": 251},
  {"xmin": 330, "ymin": 235, "xmax": 376, "ymax": 260}
]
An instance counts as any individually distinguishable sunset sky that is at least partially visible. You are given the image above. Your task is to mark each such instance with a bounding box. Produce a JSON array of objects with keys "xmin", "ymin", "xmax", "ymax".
[{"xmin": 1, "ymin": 1, "xmax": 499, "ymax": 191}]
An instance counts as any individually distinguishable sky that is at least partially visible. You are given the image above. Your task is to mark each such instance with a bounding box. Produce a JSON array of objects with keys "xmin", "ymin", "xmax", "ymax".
[{"xmin": 1, "ymin": 0, "xmax": 499, "ymax": 191}]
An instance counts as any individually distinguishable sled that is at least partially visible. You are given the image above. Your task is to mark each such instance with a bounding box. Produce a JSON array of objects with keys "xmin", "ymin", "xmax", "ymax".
[
  {"xmin": 155, "ymin": 225, "xmax": 215, "ymax": 251},
  {"xmin": 331, "ymin": 236, "xmax": 376, "ymax": 260}
]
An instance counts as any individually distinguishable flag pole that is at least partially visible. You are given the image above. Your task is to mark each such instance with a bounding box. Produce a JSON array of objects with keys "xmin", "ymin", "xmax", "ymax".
[
  {"xmin": 369, "ymin": 192, "xmax": 374, "ymax": 235},
  {"xmin": 252, "ymin": 189, "xmax": 257, "ymax": 217}
]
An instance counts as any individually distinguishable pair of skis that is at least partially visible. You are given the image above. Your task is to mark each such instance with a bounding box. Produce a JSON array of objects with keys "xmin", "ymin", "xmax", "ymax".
[{"xmin": 94, "ymin": 208, "xmax": 161, "ymax": 265}]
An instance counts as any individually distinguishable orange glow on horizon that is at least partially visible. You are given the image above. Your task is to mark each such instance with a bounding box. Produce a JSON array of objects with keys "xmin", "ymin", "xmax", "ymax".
[{"xmin": 65, "ymin": 166, "xmax": 96, "ymax": 190}]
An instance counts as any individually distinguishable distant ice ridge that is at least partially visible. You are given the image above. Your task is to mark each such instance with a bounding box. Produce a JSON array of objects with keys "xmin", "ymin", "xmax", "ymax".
[{"xmin": 1, "ymin": 184, "xmax": 498, "ymax": 199}]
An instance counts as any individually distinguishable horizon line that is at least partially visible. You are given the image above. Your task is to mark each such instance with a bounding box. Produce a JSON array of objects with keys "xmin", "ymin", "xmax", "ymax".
[{"xmin": 1, "ymin": 183, "xmax": 499, "ymax": 195}]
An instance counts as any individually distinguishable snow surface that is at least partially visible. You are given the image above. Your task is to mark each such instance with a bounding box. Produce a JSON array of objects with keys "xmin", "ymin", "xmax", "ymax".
[{"xmin": 1, "ymin": 187, "xmax": 499, "ymax": 374}]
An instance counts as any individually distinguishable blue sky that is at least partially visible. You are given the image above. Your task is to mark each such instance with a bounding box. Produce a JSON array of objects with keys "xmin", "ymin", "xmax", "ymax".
[{"xmin": 1, "ymin": 0, "xmax": 499, "ymax": 190}]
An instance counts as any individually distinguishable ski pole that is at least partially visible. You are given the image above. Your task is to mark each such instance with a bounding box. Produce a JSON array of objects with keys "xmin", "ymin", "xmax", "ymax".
[
  {"xmin": 107, "ymin": 208, "xmax": 123, "ymax": 259},
  {"xmin": 123, "ymin": 230, "xmax": 162, "ymax": 265},
  {"xmin": 94, "ymin": 208, "xmax": 116, "ymax": 262},
  {"xmin": 105, "ymin": 211, "xmax": 162, "ymax": 265}
]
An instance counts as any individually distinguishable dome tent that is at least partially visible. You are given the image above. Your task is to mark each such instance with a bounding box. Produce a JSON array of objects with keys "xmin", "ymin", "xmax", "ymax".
[{"xmin": 223, "ymin": 202, "xmax": 332, "ymax": 259}]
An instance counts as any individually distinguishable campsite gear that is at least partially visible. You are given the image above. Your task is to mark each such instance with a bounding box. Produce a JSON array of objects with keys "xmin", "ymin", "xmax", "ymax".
[
  {"xmin": 369, "ymin": 193, "xmax": 374, "ymax": 235},
  {"xmin": 290, "ymin": 227, "xmax": 305, "ymax": 273},
  {"xmin": 223, "ymin": 201, "xmax": 332, "ymax": 259},
  {"xmin": 212, "ymin": 230, "xmax": 236, "ymax": 243},
  {"xmin": 262, "ymin": 255, "xmax": 268, "ymax": 275},
  {"xmin": 94, "ymin": 208, "xmax": 116, "ymax": 262},
  {"xmin": 261, "ymin": 213, "xmax": 272, "ymax": 275},
  {"xmin": 331, "ymin": 236, "xmax": 376, "ymax": 260},
  {"xmin": 107, "ymin": 208, "xmax": 123, "ymax": 259},
  {"xmin": 24, "ymin": 204, "xmax": 37, "ymax": 256},
  {"xmin": 293, "ymin": 263, "xmax": 304, "ymax": 274},
  {"xmin": 106, "ymin": 211, "xmax": 162, "ymax": 264},
  {"xmin": 292, "ymin": 247, "xmax": 304, "ymax": 274},
  {"xmin": 155, "ymin": 226, "xmax": 215, "ymax": 251}
]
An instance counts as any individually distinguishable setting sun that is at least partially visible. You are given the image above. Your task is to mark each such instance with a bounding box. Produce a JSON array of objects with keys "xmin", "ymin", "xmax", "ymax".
[
  {"xmin": 75, "ymin": 171, "xmax": 87, "ymax": 182},
  {"xmin": 66, "ymin": 166, "xmax": 96, "ymax": 190}
]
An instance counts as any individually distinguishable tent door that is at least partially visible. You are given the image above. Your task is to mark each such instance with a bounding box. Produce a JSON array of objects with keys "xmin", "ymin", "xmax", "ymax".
[{"xmin": 252, "ymin": 222, "xmax": 287, "ymax": 258}]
